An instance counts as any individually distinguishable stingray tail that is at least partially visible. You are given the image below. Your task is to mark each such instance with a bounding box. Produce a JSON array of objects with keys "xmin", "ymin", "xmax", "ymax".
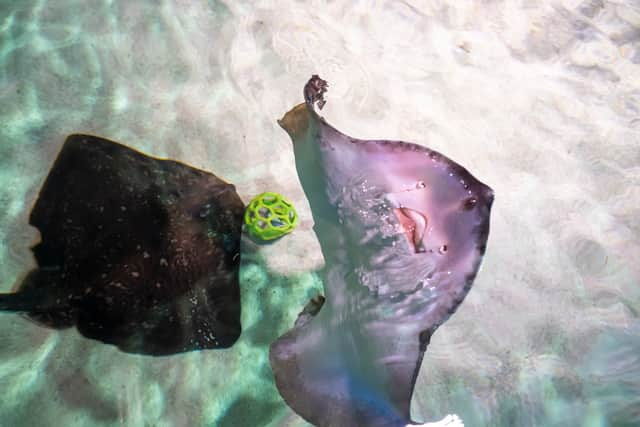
[
  {"xmin": 0, "ymin": 290, "xmax": 61, "ymax": 313},
  {"xmin": 0, "ymin": 292, "xmax": 36, "ymax": 312}
]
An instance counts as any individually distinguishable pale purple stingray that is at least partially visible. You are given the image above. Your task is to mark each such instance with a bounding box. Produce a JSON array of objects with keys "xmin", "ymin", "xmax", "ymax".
[{"xmin": 271, "ymin": 76, "xmax": 493, "ymax": 427}]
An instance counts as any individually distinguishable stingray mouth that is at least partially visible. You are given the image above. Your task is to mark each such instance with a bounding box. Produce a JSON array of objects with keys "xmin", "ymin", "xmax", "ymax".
[{"xmin": 393, "ymin": 207, "xmax": 427, "ymax": 252}]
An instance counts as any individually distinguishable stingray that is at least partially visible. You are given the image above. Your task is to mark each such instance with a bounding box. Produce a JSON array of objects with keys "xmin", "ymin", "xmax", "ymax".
[
  {"xmin": 0, "ymin": 135, "xmax": 244, "ymax": 355},
  {"xmin": 270, "ymin": 76, "xmax": 494, "ymax": 427}
]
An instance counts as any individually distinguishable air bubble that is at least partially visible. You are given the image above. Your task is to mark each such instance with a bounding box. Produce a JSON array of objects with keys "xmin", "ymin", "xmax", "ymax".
[{"xmin": 439, "ymin": 244, "xmax": 448, "ymax": 254}]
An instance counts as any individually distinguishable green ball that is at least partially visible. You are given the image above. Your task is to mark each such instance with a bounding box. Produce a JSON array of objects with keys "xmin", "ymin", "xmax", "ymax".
[{"xmin": 244, "ymin": 192, "xmax": 299, "ymax": 241}]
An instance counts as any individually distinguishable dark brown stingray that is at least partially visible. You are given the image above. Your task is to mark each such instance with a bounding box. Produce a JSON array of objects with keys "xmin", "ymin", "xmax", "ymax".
[{"xmin": 0, "ymin": 135, "xmax": 244, "ymax": 355}]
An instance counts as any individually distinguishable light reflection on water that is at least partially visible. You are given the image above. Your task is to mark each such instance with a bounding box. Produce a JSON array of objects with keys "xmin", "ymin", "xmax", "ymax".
[{"xmin": 0, "ymin": 0, "xmax": 638, "ymax": 426}]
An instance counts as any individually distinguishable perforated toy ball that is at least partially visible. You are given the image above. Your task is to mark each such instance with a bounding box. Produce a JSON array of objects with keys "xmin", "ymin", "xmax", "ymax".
[{"xmin": 244, "ymin": 192, "xmax": 299, "ymax": 241}]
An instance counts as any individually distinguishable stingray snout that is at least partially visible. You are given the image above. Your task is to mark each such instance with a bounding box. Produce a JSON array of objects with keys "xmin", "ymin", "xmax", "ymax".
[{"xmin": 278, "ymin": 103, "xmax": 311, "ymax": 141}]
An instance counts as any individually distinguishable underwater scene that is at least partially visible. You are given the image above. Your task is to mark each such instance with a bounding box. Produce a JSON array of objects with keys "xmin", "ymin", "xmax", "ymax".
[{"xmin": 0, "ymin": 1, "xmax": 638, "ymax": 426}]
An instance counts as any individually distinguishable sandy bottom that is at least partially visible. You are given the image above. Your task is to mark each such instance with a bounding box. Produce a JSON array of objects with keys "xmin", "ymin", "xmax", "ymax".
[{"xmin": 0, "ymin": 0, "xmax": 639, "ymax": 426}]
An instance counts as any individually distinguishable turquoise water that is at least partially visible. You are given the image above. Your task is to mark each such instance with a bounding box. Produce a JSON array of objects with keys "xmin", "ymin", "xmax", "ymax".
[{"xmin": 1, "ymin": 1, "xmax": 639, "ymax": 426}]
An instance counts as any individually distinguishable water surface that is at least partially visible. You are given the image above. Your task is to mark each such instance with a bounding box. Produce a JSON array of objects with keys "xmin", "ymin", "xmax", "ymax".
[{"xmin": 0, "ymin": 1, "xmax": 638, "ymax": 426}]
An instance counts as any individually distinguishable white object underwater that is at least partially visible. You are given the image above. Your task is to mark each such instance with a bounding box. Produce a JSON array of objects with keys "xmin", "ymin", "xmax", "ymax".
[{"xmin": 409, "ymin": 413, "xmax": 464, "ymax": 427}]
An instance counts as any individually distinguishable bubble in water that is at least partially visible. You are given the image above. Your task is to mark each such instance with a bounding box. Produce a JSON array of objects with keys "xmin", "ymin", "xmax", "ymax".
[{"xmin": 438, "ymin": 244, "xmax": 448, "ymax": 254}]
